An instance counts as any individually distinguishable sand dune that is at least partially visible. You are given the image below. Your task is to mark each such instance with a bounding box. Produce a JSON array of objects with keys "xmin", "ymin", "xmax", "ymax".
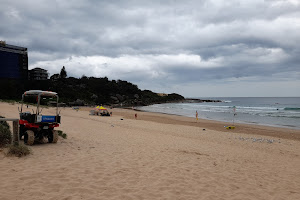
[{"xmin": 0, "ymin": 102, "xmax": 299, "ymax": 200}]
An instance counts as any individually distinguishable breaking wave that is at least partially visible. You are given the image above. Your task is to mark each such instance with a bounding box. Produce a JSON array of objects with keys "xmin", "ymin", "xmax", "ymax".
[{"xmin": 284, "ymin": 107, "xmax": 300, "ymax": 111}]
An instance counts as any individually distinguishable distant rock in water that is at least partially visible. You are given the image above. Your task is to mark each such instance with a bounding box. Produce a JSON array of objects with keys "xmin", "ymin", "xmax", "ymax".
[{"xmin": 184, "ymin": 98, "xmax": 222, "ymax": 103}]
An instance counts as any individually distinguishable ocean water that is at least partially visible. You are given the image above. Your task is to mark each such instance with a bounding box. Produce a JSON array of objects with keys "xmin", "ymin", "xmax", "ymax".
[{"xmin": 138, "ymin": 97, "xmax": 300, "ymax": 129}]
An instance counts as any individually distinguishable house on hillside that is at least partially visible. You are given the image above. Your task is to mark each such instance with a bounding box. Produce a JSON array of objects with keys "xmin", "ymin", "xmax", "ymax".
[{"xmin": 28, "ymin": 67, "xmax": 49, "ymax": 80}]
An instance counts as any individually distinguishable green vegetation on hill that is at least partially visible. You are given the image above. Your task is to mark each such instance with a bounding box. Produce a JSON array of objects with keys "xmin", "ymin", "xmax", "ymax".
[{"xmin": 0, "ymin": 68, "xmax": 184, "ymax": 106}]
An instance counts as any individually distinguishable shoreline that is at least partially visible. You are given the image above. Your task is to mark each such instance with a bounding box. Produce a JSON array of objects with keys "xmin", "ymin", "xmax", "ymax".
[
  {"xmin": 133, "ymin": 97, "xmax": 300, "ymax": 131},
  {"xmin": 112, "ymin": 107, "xmax": 300, "ymax": 141},
  {"xmin": 135, "ymin": 107, "xmax": 300, "ymax": 130},
  {"xmin": 1, "ymin": 100, "xmax": 299, "ymax": 141}
]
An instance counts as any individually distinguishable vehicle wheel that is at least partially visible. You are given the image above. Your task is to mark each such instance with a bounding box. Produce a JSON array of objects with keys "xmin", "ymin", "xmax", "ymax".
[
  {"xmin": 25, "ymin": 130, "xmax": 35, "ymax": 145},
  {"xmin": 48, "ymin": 130, "xmax": 58, "ymax": 143}
]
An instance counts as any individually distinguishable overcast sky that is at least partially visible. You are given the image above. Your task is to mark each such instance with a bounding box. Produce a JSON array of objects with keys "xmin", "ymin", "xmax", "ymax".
[{"xmin": 1, "ymin": 0, "xmax": 300, "ymax": 97}]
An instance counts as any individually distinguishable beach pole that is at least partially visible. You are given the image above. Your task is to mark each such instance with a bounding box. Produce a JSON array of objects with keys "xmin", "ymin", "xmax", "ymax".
[{"xmin": 13, "ymin": 120, "xmax": 19, "ymax": 144}]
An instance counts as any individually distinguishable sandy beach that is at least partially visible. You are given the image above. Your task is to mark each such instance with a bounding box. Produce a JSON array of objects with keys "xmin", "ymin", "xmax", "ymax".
[{"xmin": 0, "ymin": 102, "xmax": 300, "ymax": 200}]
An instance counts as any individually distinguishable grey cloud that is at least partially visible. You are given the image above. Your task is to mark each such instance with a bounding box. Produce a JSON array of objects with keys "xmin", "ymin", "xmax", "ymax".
[{"xmin": 1, "ymin": 0, "xmax": 299, "ymax": 96}]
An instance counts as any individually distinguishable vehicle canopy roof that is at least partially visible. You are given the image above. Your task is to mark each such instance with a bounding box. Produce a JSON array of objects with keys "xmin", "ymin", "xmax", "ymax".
[{"xmin": 23, "ymin": 90, "xmax": 58, "ymax": 97}]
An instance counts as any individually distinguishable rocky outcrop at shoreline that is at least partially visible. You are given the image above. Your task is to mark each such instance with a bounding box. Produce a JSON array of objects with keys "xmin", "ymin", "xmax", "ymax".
[{"xmin": 183, "ymin": 98, "xmax": 222, "ymax": 103}]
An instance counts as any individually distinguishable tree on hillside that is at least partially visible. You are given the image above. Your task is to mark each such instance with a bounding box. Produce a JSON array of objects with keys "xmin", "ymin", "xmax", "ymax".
[
  {"xmin": 60, "ymin": 66, "xmax": 67, "ymax": 79},
  {"xmin": 50, "ymin": 73, "xmax": 60, "ymax": 81}
]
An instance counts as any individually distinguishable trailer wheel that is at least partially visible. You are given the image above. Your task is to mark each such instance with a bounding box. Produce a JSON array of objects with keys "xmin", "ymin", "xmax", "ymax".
[
  {"xmin": 24, "ymin": 130, "xmax": 35, "ymax": 145},
  {"xmin": 48, "ymin": 130, "xmax": 58, "ymax": 143}
]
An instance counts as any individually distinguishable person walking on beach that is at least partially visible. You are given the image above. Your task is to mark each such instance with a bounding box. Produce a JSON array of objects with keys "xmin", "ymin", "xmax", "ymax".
[
  {"xmin": 135, "ymin": 113, "xmax": 137, "ymax": 120},
  {"xmin": 196, "ymin": 111, "xmax": 198, "ymax": 121}
]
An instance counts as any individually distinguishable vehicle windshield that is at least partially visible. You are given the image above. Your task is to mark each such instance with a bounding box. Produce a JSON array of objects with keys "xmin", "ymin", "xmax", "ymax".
[
  {"xmin": 23, "ymin": 95, "xmax": 56, "ymax": 106},
  {"xmin": 20, "ymin": 91, "xmax": 59, "ymax": 115}
]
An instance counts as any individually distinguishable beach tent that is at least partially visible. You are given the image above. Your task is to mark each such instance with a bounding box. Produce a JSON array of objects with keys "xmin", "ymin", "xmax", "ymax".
[
  {"xmin": 96, "ymin": 106, "xmax": 107, "ymax": 110},
  {"xmin": 91, "ymin": 106, "xmax": 110, "ymax": 116}
]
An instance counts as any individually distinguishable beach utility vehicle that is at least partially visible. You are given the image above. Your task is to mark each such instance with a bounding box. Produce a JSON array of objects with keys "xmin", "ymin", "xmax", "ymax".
[{"xmin": 19, "ymin": 90, "xmax": 61, "ymax": 145}]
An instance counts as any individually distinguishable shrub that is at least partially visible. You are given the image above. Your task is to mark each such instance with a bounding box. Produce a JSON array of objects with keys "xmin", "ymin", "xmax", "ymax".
[
  {"xmin": 57, "ymin": 130, "xmax": 67, "ymax": 139},
  {"xmin": 0, "ymin": 116, "xmax": 10, "ymax": 129},
  {"xmin": 0, "ymin": 124, "xmax": 12, "ymax": 148},
  {"xmin": 6, "ymin": 144, "xmax": 31, "ymax": 157},
  {"xmin": 62, "ymin": 133, "xmax": 67, "ymax": 139}
]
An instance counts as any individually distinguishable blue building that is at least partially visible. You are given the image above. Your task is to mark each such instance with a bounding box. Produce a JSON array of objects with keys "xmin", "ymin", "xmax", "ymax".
[{"xmin": 0, "ymin": 41, "xmax": 28, "ymax": 80}]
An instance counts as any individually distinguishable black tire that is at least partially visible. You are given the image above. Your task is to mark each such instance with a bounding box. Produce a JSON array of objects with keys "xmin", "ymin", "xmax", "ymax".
[
  {"xmin": 48, "ymin": 130, "xmax": 58, "ymax": 143},
  {"xmin": 24, "ymin": 130, "xmax": 35, "ymax": 145}
]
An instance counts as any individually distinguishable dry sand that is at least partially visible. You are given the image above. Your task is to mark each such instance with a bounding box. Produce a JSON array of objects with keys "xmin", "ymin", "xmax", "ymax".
[{"xmin": 0, "ymin": 102, "xmax": 300, "ymax": 200}]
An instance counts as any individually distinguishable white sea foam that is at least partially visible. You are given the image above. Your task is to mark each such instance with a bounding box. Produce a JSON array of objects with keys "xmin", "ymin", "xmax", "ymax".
[{"xmin": 139, "ymin": 97, "xmax": 300, "ymax": 129}]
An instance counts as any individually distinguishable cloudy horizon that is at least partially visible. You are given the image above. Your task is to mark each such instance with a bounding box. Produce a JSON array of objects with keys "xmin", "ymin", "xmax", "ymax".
[{"xmin": 1, "ymin": 0, "xmax": 299, "ymax": 97}]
